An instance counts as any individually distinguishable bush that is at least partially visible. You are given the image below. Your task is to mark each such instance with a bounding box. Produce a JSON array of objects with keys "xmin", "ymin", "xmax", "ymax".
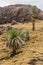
[
  {"xmin": 6, "ymin": 28, "xmax": 30, "ymax": 54},
  {"xmin": 11, "ymin": 20, "xmax": 17, "ymax": 25}
]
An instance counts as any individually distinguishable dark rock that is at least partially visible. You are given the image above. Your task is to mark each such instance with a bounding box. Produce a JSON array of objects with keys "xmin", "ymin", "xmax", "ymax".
[
  {"xmin": 0, "ymin": 5, "xmax": 43, "ymax": 24},
  {"xmin": 0, "ymin": 29, "xmax": 3, "ymax": 35},
  {"xmin": 0, "ymin": 26, "xmax": 6, "ymax": 35},
  {"xmin": 6, "ymin": 26, "xmax": 13, "ymax": 30}
]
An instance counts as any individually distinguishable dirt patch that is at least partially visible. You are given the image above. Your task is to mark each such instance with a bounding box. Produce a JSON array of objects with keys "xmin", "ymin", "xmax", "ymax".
[{"xmin": 0, "ymin": 20, "xmax": 43, "ymax": 65}]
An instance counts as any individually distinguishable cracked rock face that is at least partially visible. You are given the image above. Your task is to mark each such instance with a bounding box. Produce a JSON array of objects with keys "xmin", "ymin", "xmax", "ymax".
[{"xmin": 0, "ymin": 5, "xmax": 43, "ymax": 24}]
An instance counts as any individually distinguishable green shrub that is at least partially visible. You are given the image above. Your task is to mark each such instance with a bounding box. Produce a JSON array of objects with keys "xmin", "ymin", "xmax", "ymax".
[
  {"xmin": 32, "ymin": 18, "xmax": 35, "ymax": 22},
  {"xmin": 6, "ymin": 28, "xmax": 30, "ymax": 54}
]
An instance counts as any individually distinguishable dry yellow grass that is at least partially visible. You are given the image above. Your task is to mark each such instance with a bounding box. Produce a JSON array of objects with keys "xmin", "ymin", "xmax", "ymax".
[{"xmin": 0, "ymin": 20, "xmax": 43, "ymax": 65}]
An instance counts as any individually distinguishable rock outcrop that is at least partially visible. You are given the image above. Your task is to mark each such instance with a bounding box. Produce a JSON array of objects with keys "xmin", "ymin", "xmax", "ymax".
[{"xmin": 0, "ymin": 4, "xmax": 43, "ymax": 24}]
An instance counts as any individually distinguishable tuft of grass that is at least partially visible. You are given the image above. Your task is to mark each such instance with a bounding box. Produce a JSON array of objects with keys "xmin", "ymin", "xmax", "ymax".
[{"xmin": 6, "ymin": 28, "xmax": 30, "ymax": 54}]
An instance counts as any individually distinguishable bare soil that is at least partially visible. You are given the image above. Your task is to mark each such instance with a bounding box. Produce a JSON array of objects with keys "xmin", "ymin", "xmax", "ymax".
[{"xmin": 0, "ymin": 20, "xmax": 43, "ymax": 65}]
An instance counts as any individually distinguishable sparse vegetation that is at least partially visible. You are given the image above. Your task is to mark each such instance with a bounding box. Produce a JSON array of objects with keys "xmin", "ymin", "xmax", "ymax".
[
  {"xmin": 0, "ymin": 4, "xmax": 43, "ymax": 65},
  {"xmin": 6, "ymin": 28, "xmax": 30, "ymax": 54},
  {"xmin": 0, "ymin": 20, "xmax": 43, "ymax": 65},
  {"xmin": 11, "ymin": 20, "xmax": 17, "ymax": 25}
]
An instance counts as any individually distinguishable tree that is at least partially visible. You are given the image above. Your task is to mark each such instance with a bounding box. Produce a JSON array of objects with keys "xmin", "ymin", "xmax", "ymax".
[
  {"xmin": 31, "ymin": 6, "xmax": 37, "ymax": 31},
  {"xmin": 32, "ymin": 18, "xmax": 35, "ymax": 31}
]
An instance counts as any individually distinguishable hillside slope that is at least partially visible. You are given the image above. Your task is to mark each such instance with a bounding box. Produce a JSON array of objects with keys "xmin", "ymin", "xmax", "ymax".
[
  {"xmin": 0, "ymin": 20, "xmax": 43, "ymax": 65},
  {"xmin": 0, "ymin": 5, "xmax": 43, "ymax": 24}
]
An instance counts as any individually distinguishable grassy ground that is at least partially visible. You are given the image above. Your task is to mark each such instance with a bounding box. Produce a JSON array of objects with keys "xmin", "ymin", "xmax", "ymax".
[{"xmin": 0, "ymin": 20, "xmax": 43, "ymax": 65}]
